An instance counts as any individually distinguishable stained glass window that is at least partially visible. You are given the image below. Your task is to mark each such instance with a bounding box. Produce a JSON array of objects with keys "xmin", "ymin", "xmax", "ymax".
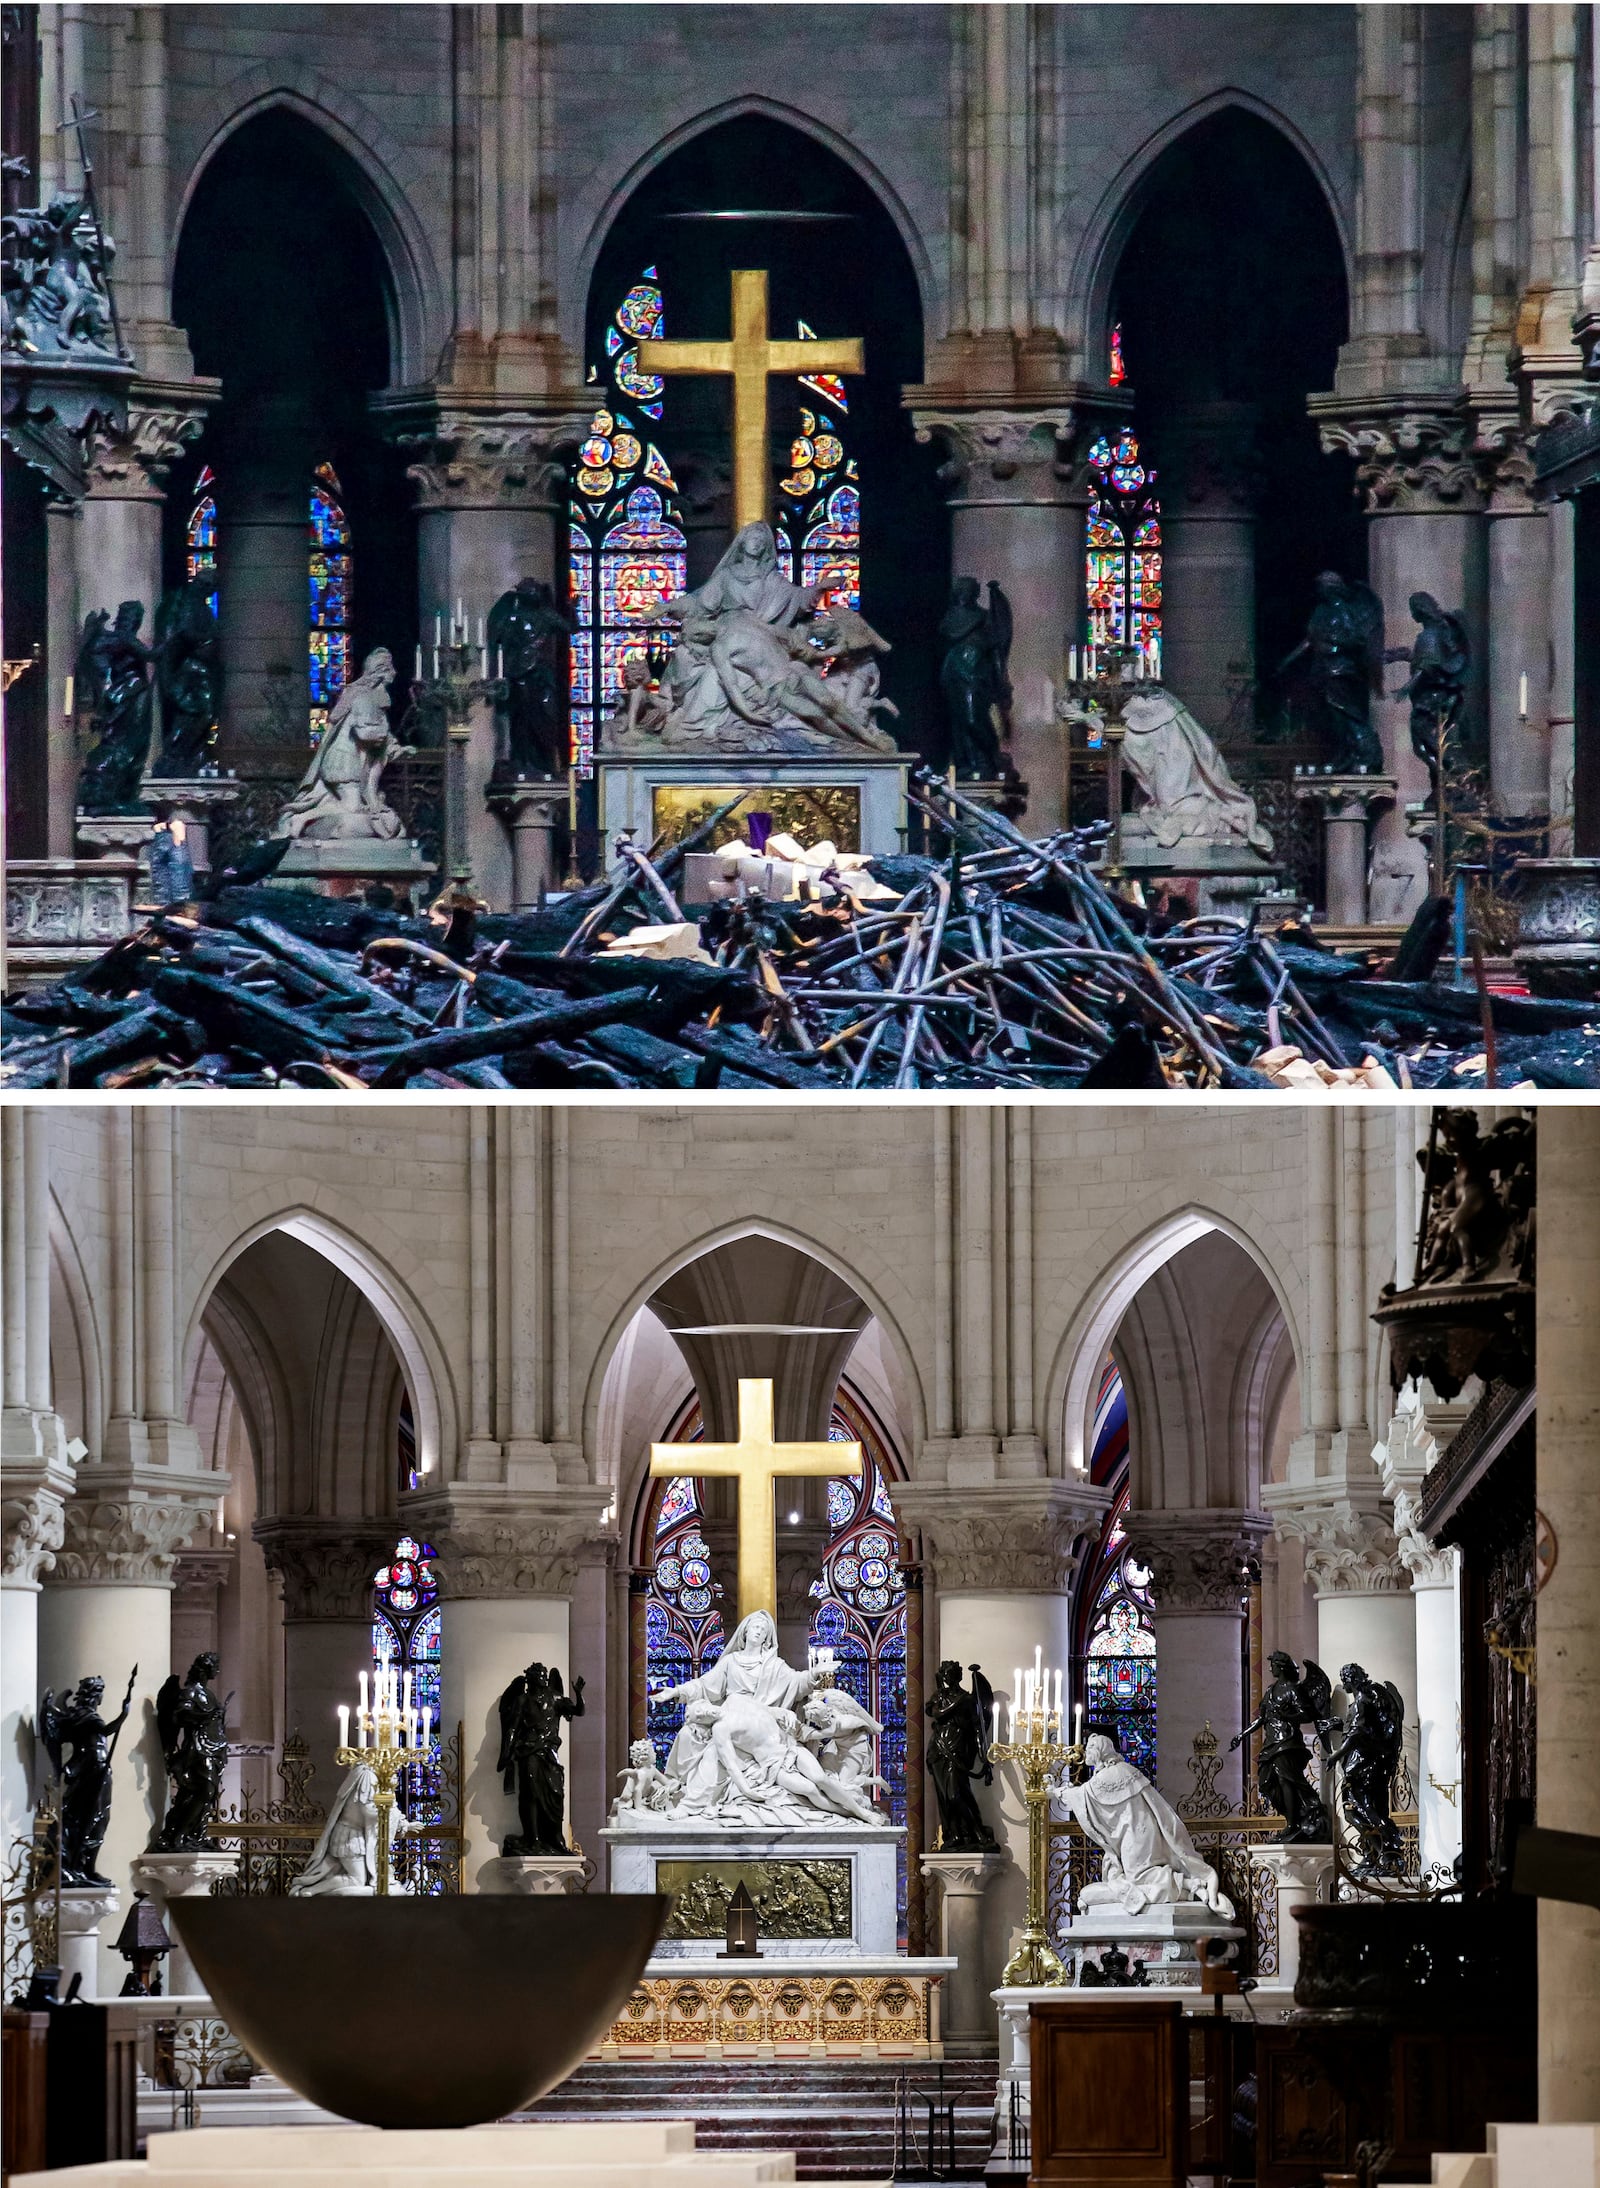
[
  {"xmin": 1084, "ymin": 328, "xmax": 1161, "ymax": 669},
  {"xmin": 1071, "ymin": 1357, "xmax": 1158, "ymax": 1776},
  {"xmin": 371, "ymin": 1534, "xmax": 445, "ymax": 1894},
  {"xmin": 569, "ymin": 270, "xmax": 686, "ymax": 778},
  {"xmin": 642, "ymin": 1388, "xmax": 908, "ymax": 1941},
  {"xmin": 187, "ymin": 467, "xmax": 219, "ymax": 620},
  {"xmin": 775, "ymin": 326, "xmax": 860, "ymax": 611},
  {"xmin": 309, "ymin": 463, "xmax": 352, "ymax": 747}
]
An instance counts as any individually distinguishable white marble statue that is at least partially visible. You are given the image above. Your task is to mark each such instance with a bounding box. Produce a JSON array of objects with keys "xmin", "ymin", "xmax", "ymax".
[
  {"xmin": 608, "ymin": 1609, "xmax": 893, "ymax": 1831},
  {"xmin": 615, "ymin": 1737, "xmax": 671, "ymax": 1814},
  {"xmin": 1060, "ymin": 688, "xmax": 1273, "ymax": 859},
  {"xmin": 275, "ymin": 647, "xmax": 413, "ymax": 841},
  {"xmin": 288, "ymin": 1758, "xmax": 419, "ymax": 1895},
  {"xmin": 603, "ymin": 523, "xmax": 898, "ymax": 759},
  {"xmin": 1051, "ymin": 1733, "xmax": 1234, "ymax": 1918}
]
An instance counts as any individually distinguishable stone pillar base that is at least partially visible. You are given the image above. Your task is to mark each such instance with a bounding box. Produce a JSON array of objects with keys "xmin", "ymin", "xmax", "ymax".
[
  {"xmin": 478, "ymin": 1853, "xmax": 588, "ymax": 1896},
  {"xmin": 488, "ymin": 780, "xmax": 568, "ymax": 909},
  {"xmin": 1292, "ymin": 772, "xmax": 1397, "ymax": 924},
  {"xmin": 56, "ymin": 1884, "xmax": 121, "ymax": 1999},
  {"xmin": 1250, "ymin": 1844, "xmax": 1333, "ymax": 1995},
  {"xmin": 129, "ymin": 1849, "xmax": 239, "ymax": 1994},
  {"xmin": 920, "ymin": 1849, "xmax": 1008, "ymax": 2054}
]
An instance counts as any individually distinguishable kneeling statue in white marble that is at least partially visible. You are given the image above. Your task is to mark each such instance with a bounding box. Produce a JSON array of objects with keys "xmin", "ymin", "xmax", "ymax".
[
  {"xmin": 1060, "ymin": 688, "xmax": 1273, "ymax": 859},
  {"xmin": 289, "ymin": 1757, "xmax": 420, "ymax": 1895},
  {"xmin": 1052, "ymin": 1733, "xmax": 1233, "ymax": 1918}
]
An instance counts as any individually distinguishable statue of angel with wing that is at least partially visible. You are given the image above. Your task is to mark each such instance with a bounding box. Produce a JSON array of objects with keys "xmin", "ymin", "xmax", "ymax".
[
  {"xmin": 496, "ymin": 1663, "xmax": 585, "ymax": 1856},
  {"xmin": 1326, "ymin": 1662, "xmax": 1407, "ymax": 1877},
  {"xmin": 151, "ymin": 1653, "xmax": 230, "ymax": 1853},
  {"xmin": 1230, "ymin": 1652, "xmax": 1334, "ymax": 1843}
]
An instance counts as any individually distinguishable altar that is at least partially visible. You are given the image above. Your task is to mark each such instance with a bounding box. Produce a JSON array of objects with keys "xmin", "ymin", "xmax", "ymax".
[{"xmin": 596, "ymin": 750, "xmax": 915, "ymax": 862}]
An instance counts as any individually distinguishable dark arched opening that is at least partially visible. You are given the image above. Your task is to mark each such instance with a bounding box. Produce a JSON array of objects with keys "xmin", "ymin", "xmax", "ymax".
[
  {"xmin": 1112, "ymin": 111, "xmax": 1357, "ymax": 754},
  {"xmin": 580, "ymin": 114, "xmax": 943, "ymax": 763},
  {"xmin": 169, "ymin": 111, "xmax": 415, "ymax": 813}
]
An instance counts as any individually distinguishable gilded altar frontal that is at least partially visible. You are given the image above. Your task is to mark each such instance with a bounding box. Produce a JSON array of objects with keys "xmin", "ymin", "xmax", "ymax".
[{"xmin": 657, "ymin": 1859, "xmax": 853, "ymax": 1942}]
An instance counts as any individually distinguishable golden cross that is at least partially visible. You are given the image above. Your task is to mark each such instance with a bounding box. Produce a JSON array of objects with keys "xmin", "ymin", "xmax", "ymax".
[
  {"xmin": 639, "ymin": 268, "xmax": 863, "ymax": 531},
  {"xmin": 650, "ymin": 1376, "xmax": 861, "ymax": 1624}
]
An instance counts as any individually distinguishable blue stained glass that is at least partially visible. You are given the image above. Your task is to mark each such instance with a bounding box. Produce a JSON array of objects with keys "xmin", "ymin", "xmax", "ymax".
[
  {"xmin": 1081, "ymin": 333, "xmax": 1161, "ymax": 664},
  {"xmin": 1072, "ymin": 1356, "xmax": 1157, "ymax": 1776},
  {"xmin": 372, "ymin": 1535, "xmax": 446, "ymax": 1893}
]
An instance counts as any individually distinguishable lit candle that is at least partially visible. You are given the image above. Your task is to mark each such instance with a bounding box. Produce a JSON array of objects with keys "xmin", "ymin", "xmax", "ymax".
[
  {"xmin": 1519, "ymin": 672, "xmax": 1529, "ymax": 719},
  {"xmin": 433, "ymin": 647, "xmax": 440, "ymax": 679},
  {"xmin": 359, "ymin": 1670, "xmax": 368, "ymax": 1717},
  {"xmin": 480, "ymin": 645, "xmax": 488, "ymax": 677},
  {"xmin": 456, "ymin": 596, "xmax": 465, "ymax": 636},
  {"xmin": 1008, "ymin": 1699, "xmax": 1016, "ymax": 1743},
  {"xmin": 64, "ymin": 674, "xmax": 75, "ymax": 717},
  {"xmin": 338, "ymin": 1704, "xmax": 350, "ymax": 1750},
  {"xmin": 1074, "ymin": 1701, "xmax": 1084, "ymax": 1746},
  {"xmin": 1068, "ymin": 646, "xmax": 1078, "ymax": 681},
  {"xmin": 496, "ymin": 646, "xmax": 504, "ymax": 681},
  {"xmin": 420, "ymin": 1706, "xmax": 431, "ymax": 1747},
  {"xmin": 414, "ymin": 643, "xmax": 423, "ymax": 682},
  {"xmin": 435, "ymin": 613, "xmax": 442, "ymax": 647}
]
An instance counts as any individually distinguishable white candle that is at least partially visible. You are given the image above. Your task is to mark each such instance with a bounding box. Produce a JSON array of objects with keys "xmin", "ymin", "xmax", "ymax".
[
  {"xmin": 435, "ymin": 613, "xmax": 442, "ymax": 646},
  {"xmin": 477, "ymin": 616, "xmax": 485, "ymax": 648},
  {"xmin": 420, "ymin": 1706, "xmax": 431, "ymax": 1747},
  {"xmin": 414, "ymin": 644, "xmax": 423, "ymax": 682},
  {"xmin": 338, "ymin": 1704, "xmax": 350, "ymax": 1749},
  {"xmin": 456, "ymin": 596, "xmax": 465, "ymax": 635},
  {"xmin": 1008, "ymin": 1699, "xmax": 1016, "ymax": 1744},
  {"xmin": 497, "ymin": 646, "xmax": 504, "ymax": 681},
  {"xmin": 1074, "ymin": 1701, "xmax": 1084, "ymax": 1745},
  {"xmin": 359, "ymin": 1670, "xmax": 368, "ymax": 1716},
  {"xmin": 433, "ymin": 647, "xmax": 440, "ymax": 679},
  {"xmin": 1519, "ymin": 672, "xmax": 1529, "ymax": 719}
]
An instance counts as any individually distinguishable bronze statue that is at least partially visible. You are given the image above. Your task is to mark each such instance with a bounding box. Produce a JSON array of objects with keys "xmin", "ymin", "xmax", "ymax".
[
  {"xmin": 939, "ymin": 578, "xmax": 1012, "ymax": 780},
  {"xmin": 1280, "ymin": 572, "xmax": 1385, "ymax": 773},
  {"xmin": 1325, "ymin": 1662, "xmax": 1406, "ymax": 1877},
  {"xmin": 1229, "ymin": 1651, "xmax": 1333, "ymax": 1843},
  {"xmin": 2, "ymin": 189, "xmax": 118, "ymax": 357},
  {"xmin": 496, "ymin": 1663, "xmax": 585, "ymax": 1856},
  {"xmin": 925, "ymin": 1659, "xmax": 998, "ymax": 1852},
  {"xmin": 1385, "ymin": 591, "xmax": 1470, "ymax": 789},
  {"xmin": 40, "ymin": 1667, "xmax": 137, "ymax": 1884},
  {"xmin": 151, "ymin": 1652, "xmax": 230, "ymax": 1852},
  {"xmin": 1415, "ymin": 1110, "xmax": 1536, "ymax": 1287},
  {"xmin": 487, "ymin": 578, "xmax": 571, "ymax": 778},
  {"xmin": 76, "ymin": 603, "xmax": 156, "ymax": 813},
  {"xmin": 151, "ymin": 580, "xmax": 221, "ymax": 777}
]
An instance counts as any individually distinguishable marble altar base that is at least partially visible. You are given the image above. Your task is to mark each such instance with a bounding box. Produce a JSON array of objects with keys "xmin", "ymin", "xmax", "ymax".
[
  {"xmin": 267, "ymin": 837, "xmax": 433, "ymax": 908},
  {"xmin": 1062, "ymin": 1903, "xmax": 1245, "ymax": 1987},
  {"xmin": 601, "ymin": 1825, "xmax": 902, "ymax": 1958},
  {"xmin": 1112, "ymin": 831, "xmax": 1279, "ymax": 920},
  {"xmin": 603, "ymin": 1954, "xmax": 956, "ymax": 2061},
  {"xmin": 17, "ymin": 2119, "xmax": 844, "ymax": 2187},
  {"xmin": 595, "ymin": 752, "xmax": 916, "ymax": 862}
]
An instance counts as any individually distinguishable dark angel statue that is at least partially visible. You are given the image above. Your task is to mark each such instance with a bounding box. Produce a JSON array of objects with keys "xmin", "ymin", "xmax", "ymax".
[
  {"xmin": 2, "ymin": 189, "xmax": 119, "ymax": 358},
  {"xmin": 1326, "ymin": 1662, "xmax": 1406, "ymax": 1877},
  {"xmin": 151, "ymin": 581, "xmax": 222, "ymax": 776},
  {"xmin": 151, "ymin": 1652, "xmax": 230, "ymax": 1852},
  {"xmin": 1230, "ymin": 1651, "xmax": 1334, "ymax": 1842},
  {"xmin": 938, "ymin": 578, "xmax": 1013, "ymax": 780},
  {"xmin": 40, "ymin": 1667, "xmax": 137, "ymax": 1884},
  {"xmin": 1415, "ymin": 1109, "xmax": 1535, "ymax": 1288},
  {"xmin": 1385, "ymin": 591, "xmax": 1470, "ymax": 790},
  {"xmin": 497, "ymin": 1662, "xmax": 586, "ymax": 1856},
  {"xmin": 76, "ymin": 602, "xmax": 156, "ymax": 813},
  {"xmin": 487, "ymin": 578, "xmax": 572, "ymax": 779},
  {"xmin": 1280, "ymin": 572, "xmax": 1385, "ymax": 774},
  {"xmin": 925, "ymin": 1659, "xmax": 999, "ymax": 1852}
]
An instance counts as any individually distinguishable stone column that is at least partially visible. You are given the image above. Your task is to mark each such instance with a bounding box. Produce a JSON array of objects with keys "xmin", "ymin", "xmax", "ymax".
[
  {"xmin": 254, "ymin": 1520, "xmax": 396, "ymax": 1795},
  {"xmin": 1474, "ymin": 427, "xmax": 1552, "ymax": 818},
  {"xmin": 1381, "ymin": 1383, "xmax": 1469, "ymax": 1879},
  {"xmin": 38, "ymin": 1492, "xmax": 214, "ymax": 1994},
  {"xmin": 215, "ymin": 392, "xmax": 315, "ymax": 770},
  {"xmin": 79, "ymin": 395, "xmax": 213, "ymax": 661},
  {"xmin": 1142, "ymin": 403, "xmax": 1260, "ymax": 740},
  {"xmin": 375, "ymin": 400, "xmax": 588, "ymax": 636},
  {"xmin": 920, "ymin": 1850, "xmax": 1006, "ymax": 2053},
  {"xmin": 1250, "ymin": 1845, "xmax": 1334, "ymax": 1993},
  {"xmin": 416, "ymin": 1487, "xmax": 609, "ymax": 1889},
  {"xmin": 907, "ymin": 410, "xmax": 1089, "ymax": 829},
  {"xmin": 1536, "ymin": 1108, "xmax": 1600, "ymax": 2122},
  {"xmin": 896, "ymin": 1481, "xmax": 1104, "ymax": 2006},
  {"xmin": 1264, "ymin": 1496, "xmax": 1416, "ymax": 1771},
  {"xmin": 776, "ymin": 1516, "xmax": 831, "ymax": 1668},
  {"xmin": 44, "ymin": 497, "xmax": 81, "ymax": 856},
  {"xmin": 488, "ymin": 781, "xmax": 567, "ymax": 908},
  {"xmin": 1121, "ymin": 1512, "xmax": 1269, "ymax": 1811},
  {"xmin": 1293, "ymin": 775, "xmax": 1397, "ymax": 925},
  {"xmin": 2, "ymin": 1108, "xmax": 76, "ymax": 1839}
]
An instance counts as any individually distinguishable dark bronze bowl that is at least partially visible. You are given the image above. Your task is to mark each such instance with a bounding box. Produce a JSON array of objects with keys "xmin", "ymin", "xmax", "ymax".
[{"xmin": 171, "ymin": 1894, "xmax": 668, "ymax": 2129}]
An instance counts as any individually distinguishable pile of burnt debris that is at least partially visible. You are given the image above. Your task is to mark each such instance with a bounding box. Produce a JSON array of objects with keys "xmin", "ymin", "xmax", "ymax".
[{"xmin": 5, "ymin": 777, "xmax": 1597, "ymax": 1092}]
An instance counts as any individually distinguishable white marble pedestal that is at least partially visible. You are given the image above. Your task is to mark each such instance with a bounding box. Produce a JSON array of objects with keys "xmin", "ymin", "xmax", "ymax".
[
  {"xmin": 477, "ymin": 1853, "xmax": 587, "ymax": 1896},
  {"xmin": 1063, "ymin": 1902, "xmax": 1244, "ymax": 1987},
  {"xmin": 129, "ymin": 1851, "xmax": 239, "ymax": 1994},
  {"xmin": 602, "ymin": 1823, "xmax": 903, "ymax": 1957},
  {"xmin": 15, "ymin": 2118, "xmax": 839, "ymax": 2187},
  {"xmin": 57, "ymin": 1884, "xmax": 121, "ymax": 1998},
  {"xmin": 1249, "ymin": 1844, "xmax": 1333, "ymax": 1993},
  {"xmin": 1292, "ymin": 771, "xmax": 1397, "ymax": 924}
]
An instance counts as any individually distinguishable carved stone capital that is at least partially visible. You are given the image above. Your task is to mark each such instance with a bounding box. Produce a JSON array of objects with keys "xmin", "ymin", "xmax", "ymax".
[
  {"xmin": 920, "ymin": 1848, "xmax": 1007, "ymax": 1898},
  {"xmin": 2, "ymin": 1480, "xmax": 69, "ymax": 1587},
  {"xmin": 52, "ymin": 1493, "xmax": 213, "ymax": 1587},
  {"xmin": 85, "ymin": 384, "xmax": 213, "ymax": 502},
  {"xmin": 172, "ymin": 1548, "xmax": 235, "ymax": 1606},
  {"xmin": 894, "ymin": 1481, "xmax": 1107, "ymax": 1595},
  {"xmin": 376, "ymin": 396, "xmax": 592, "ymax": 513},
  {"xmin": 406, "ymin": 1486, "xmax": 614, "ymax": 1601},
  {"xmin": 1120, "ymin": 1510, "xmax": 1271, "ymax": 1614},
  {"xmin": 909, "ymin": 403, "xmax": 1109, "ymax": 509},
  {"xmin": 1471, "ymin": 415, "xmax": 1540, "ymax": 514},
  {"xmin": 1391, "ymin": 1488, "xmax": 1456, "ymax": 1591},
  {"xmin": 1263, "ymin": 1493, "xmax": 1407, "ymax": 1598},
  {"xmin": 254, "ymin": 1520, "xmax": 395, "ymax": 1622},
  {"xmin": 1312, "ymin": 400, "xmax": 1482, "ymax": 514}
]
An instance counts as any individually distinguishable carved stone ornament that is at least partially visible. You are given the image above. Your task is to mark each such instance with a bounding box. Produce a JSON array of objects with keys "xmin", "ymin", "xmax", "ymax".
[
  {"xmin": 2, "ymin": 1484, "xmax": 67, "ymax": 1586},
  {"xmin": 1316, "ymin": 408, "xmax": 1482, "ymax": 515},
  {"xmin": 1120, "ymin": 1511, "xmax": 1270, "ymax": 1613},
  {"xmin": 407, "ymin": 1490, "xmax": 614, "ymax": 1601},
  {"xmin": 1372, "ymin": 1109, "xmax": 1535, "ymax": 1400},
  {"xmin": 910, "ymin": 407, "xmax": 1082, "ymax": 499},
  {"xmin": 394, "ymin": 409, "xmax": 591, "ymax": 513},
  {"xmin": 894, "ymin": 1482, "xmax": 1106, "ymax": 1595},
  {"xmin": 1391, "ymin": 1488, "xmax": 1455, "ymax": 1591},
  {"xmin": 85, "ymin": 402, "xmax": 206, "ymax": 501},
  {"xmin": 255, "ymin": 1523, "xmax": 396, "ymax": 1622},
  {"xmin": 53, "ymin": 1496, "xmax": 211, "ymax": 1586},
  {"xmin": 1472, "ymin": 416, "xmax": 1539, "ymax": 513},
  {"xmin": 1269, "ymin": 1498, "xmax": 1407, "ymax": 1598}
]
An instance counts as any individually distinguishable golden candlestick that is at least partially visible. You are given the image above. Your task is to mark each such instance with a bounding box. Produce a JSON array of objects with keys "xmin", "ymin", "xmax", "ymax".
[
  {"xmin": 991, "ymin": 1674, "xmax": 1080, "ymax": 1989},
  {"xmin": 336, "ymin": 1667, "xmax": 429, "ymax": 1896},
  {"xmin": 332, "ymin": 1738, "xmax": 409, "ymax": 1896}
]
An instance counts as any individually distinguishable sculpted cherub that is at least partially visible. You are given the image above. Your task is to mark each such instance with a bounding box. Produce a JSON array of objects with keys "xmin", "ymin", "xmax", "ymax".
[{"xmin": 616, "ymin": 1736, "xmax": 670, "ymax": 1813}]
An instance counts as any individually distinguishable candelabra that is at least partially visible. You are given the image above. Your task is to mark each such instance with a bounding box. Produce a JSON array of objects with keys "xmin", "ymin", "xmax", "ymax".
[
  {"xmin": 335, "ymin": 1667, "xmax": 431, "ymax": 1897},
  {"xmin": 1061, "ymin": 639, "xmax": 1161, "ymax": 880},
  {"xmin": 413, "ymin": 606, "xmax": 507, "ymax": 884},
  {"xmin": 988, "ymin": 1650, "xmax": 1080, "ymax": 1988}
]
